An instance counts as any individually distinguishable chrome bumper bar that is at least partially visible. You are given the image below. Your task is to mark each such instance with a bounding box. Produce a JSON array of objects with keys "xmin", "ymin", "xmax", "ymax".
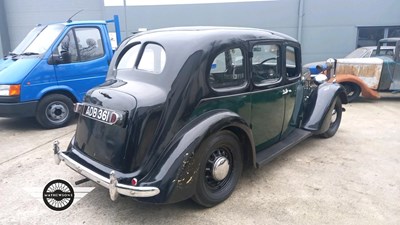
[{"xmin": 53, "ymin": 141, "xmax": 160, "ymax": 200}]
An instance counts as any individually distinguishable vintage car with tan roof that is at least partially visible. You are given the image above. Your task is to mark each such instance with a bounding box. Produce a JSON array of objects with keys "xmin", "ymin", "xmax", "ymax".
[{"xmin": 308, "ymin": 38, "xmax": 400, "ymax": 102}]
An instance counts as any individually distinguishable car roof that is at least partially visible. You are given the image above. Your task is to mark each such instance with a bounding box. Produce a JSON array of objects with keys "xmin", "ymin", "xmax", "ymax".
[
  {"xmin": 379, "ymin": 38, "xmax": 400, "ymax": 44},
  {"xmin": 131, "ymin": 26, "xmax": 298, "ymax": 43},
  {"xmin": 361, "ymin": 46, "xmax": 395, "ymax": 50}
]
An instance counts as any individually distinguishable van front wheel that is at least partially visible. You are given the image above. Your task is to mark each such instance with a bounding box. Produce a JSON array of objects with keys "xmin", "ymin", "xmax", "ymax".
[{"xmin": 36, "ymin": 94, "xmax": 74, "ymax": 129}]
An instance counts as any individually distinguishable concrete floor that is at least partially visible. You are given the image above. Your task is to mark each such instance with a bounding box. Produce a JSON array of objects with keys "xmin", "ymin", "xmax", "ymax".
[{"xmin": 0, "ymin": 96, "xmax": 399, "ymax": 225}]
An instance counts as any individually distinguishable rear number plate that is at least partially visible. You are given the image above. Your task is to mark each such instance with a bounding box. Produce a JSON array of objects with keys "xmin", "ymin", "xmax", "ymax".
[{"xmin": 82, "ymin": 105, "xmax": 115, "ymax": 124}]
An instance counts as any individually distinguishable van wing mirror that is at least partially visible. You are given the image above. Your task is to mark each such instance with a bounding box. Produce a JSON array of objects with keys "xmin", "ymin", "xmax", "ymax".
[
  {"xmin": 48, "ymin": 54, "xmax": 61, "ymax": 65},
  {"xmin": 48, "ymin": 52, "xmax": 71, "ymax": 65}
]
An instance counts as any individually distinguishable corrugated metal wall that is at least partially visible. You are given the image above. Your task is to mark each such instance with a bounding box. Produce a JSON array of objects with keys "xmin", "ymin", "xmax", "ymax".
[
  {"xmin": 1, "ymin": 0, "xmax": 399, "ymax": 63},
  {"xmin": 1, "ymin": 0, "xmax": 104, "ymax": 56}
]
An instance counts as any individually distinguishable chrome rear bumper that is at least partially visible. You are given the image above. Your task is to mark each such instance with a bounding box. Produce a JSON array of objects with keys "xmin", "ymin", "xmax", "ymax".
[{"xmin": 53, "ymin": 141, "xmax": 160, "ymax": 200}]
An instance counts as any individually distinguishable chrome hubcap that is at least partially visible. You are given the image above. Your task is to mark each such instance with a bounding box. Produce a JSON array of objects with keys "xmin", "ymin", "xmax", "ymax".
[{"xmin": 212, "ymin": 156, "xmax": 230, "ymax": 181}]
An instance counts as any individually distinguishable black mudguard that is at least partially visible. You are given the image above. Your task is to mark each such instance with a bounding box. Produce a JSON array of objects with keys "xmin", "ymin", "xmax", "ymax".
[
  {"xmin": 138, "ymin": 110, "xmax": 254, "ymax": 204},
  {"xmin": 302, "ymin": 82, "xmax": 347, "ymax": 134}
]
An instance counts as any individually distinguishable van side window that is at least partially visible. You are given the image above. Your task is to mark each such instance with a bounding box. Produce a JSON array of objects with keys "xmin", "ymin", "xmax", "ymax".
[
  {"xmin": 209, "ymin": 48, "xmax": 246, "ymax": 90},
  {"xmin": 286, "ymin": 46, "xmax": 301, "ymax": 79},
  {"xmin": 54, "ymin": 27, "xmax": 104, "ymax": 64},
  {"xmin": 252, "ymin": 44, "xmax": 280, "ymax": 85},
  {"xmin": 76, "ymin": 28, "xmax": 105, "ymax": 61}
]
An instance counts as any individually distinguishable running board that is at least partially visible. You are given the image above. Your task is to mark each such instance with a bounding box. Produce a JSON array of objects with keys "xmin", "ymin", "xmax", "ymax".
[{"xmin": 256, "ymin": 129, "xmax": 312, "ymax": 168}]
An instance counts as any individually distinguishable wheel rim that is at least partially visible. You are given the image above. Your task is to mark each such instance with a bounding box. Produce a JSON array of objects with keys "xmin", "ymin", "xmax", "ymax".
[
  {"xmin": 45, "ymin": 101, "xmax": 69, "ymax": 124},
  {"xmin": 331, "ymin": 108, "xmax": 338, "ymax": 124},
  {"xmin": 345, "ymin": 87, "xmax": 355, "ymax": 97},
  {"xmin": 205, "ymin": 147, "xmax": 232, "ymax": 190},
  {"xmin": 344, "ymin": 84, "xmax": 357, "ymax": 98}
]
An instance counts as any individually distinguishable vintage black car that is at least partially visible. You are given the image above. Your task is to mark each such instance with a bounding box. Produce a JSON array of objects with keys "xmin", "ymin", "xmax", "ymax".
[{"xmin": 54, "ymin": 27, "xmax": 348, "ymax": 207}]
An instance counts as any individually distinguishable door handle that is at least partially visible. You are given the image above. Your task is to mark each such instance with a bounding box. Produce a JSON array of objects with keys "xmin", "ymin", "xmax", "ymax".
[{"xmin": 282, "ymin": 89, "xmax": 292, "ymax": 95}]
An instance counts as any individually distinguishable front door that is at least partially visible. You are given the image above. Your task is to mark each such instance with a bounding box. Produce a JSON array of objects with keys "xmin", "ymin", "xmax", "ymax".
[
  {"xmin": 250, "ymin": 42, "xmax": 285, "ymax": 151},
  {"xmin": 281, "ymin": 44, "xmax": 303, "ymax": 138},
  {"xmin": 52, "ymin": 27, "xmax": 109, "ymax": 101}
]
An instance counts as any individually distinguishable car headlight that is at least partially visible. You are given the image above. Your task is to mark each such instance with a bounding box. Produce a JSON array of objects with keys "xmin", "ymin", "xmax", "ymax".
[
  {"xmin": 326, "ymin": 58, "xmax": 337, "ymax": 78},
  {"xmin": 0, "ymin": 85, "xmax": 21, "ymax": 96}
]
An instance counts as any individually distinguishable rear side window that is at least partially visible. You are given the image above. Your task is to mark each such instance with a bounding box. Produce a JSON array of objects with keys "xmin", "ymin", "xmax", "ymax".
[
  {"xmin": 209, "ymin": 48, "xmax": 246, "ymax": 90},
  {"xmin": 137, "ymin": 44, "xmax": 166, "ymax": 73},
  {"xmin": 117, "ymin": 44, "xmax": 140, "ymax": 69},
  {"xmin": 117, "ymin": 43, "xmax": 166, "ymax": 74}
]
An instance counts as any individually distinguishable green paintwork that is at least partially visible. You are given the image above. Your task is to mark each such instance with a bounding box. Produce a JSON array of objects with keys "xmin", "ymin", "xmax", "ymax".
[
  {"xmin": 281, "ymin": 82, "xmax": 300, "ymax": 138},
  {"xmin": 192, "ymin": 93, "xmax": 252, "ymax": 125},
  {"xmin": 191, "ymin": 81, "xmax": 301, "ymax": 152},
  {"xmin": 250, "ymin": 86, "xmax": 285, "ymax": 151}
]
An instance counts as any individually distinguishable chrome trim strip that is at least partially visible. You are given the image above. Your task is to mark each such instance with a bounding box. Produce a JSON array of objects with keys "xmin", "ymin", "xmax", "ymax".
[{"xmin": 54, "ymin": 148, "xmax": 160, "ymax": 199}]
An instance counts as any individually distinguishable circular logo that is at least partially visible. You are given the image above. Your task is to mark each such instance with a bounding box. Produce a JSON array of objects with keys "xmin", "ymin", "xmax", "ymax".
[{"xmin": 43, "ymin": 179, "xmax": 75, "ymax": 211}]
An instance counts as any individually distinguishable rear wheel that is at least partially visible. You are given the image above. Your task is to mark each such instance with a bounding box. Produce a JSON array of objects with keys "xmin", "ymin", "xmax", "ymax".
[
  {"xmin": 36, "ymin": 94, "xmax": 74, "ymax": 129},
  {"xmin": 320, "ymin": 98, "xmax": 342, "ymax": 138},
  {"xmin": 342, "ymin": 82, "xmax": 361, "ymax": 102},
  {"xmin": 192, "ymin": 130, "xmax": 243, "ymax": 207}
]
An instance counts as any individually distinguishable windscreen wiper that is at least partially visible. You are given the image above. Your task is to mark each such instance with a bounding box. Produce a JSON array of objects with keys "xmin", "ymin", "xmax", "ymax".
[
  {"xmin": 20, "ymin": 52, "xmax": 39, "ymax": 56},
  {"xmin": 4, "ymin": 52, "xmax": 18, "ymax": 59}
]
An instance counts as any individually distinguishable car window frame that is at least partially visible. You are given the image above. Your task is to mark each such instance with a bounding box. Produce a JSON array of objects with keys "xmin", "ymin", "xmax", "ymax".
[
  {"xmin": 74, "ymin": 26, "xmax": 106, "ymax": 62},
  {"xmin": 115, "ymin": 41, "xmax": 166, "ymax": 74},
  {"xmin": 284, "ymin": 42, "xmax": 302, "ymax": 83},
  {"xmin": 136, "ymin": 42, "xmax": 167, "ymax": 74},
  {"xmin": 207, "ymin": 45, "xmax": 249, "ymax": 94},
  {"xmin": 52, "ymin": 26, "xmax": 105, "ymax": 64},
  {"xmin": 249, "ymin": 40, "xmax": 284, "ymax": 89},
  {"xmin": 115, "ymin": 41, "xmax": 142, "ymax": 70}
]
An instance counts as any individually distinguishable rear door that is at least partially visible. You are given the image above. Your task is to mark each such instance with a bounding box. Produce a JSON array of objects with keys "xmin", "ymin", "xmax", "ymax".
[
  {"xmin": 52, "ymin": 26, "xmax": 109, "ymax": 101},
  {"xmin": 249, "ymin": 42, "xmax": 285, "ymax": 151}
]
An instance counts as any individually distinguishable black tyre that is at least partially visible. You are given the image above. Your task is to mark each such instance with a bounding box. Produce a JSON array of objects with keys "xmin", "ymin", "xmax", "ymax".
[
  {"xmin": 36, "ymin": 94, "xmax": 74, "ymax": 129},
  {"xmin": 320, "ymin": 98, "xmax": 342, "ymax": 138},
  {"xmin": 192, "ymin": 130, "xmax": 243, "ymax": 207},
  {"xmin": 342, "ymin": 82, "xmax": 361, "ymax": 102}
]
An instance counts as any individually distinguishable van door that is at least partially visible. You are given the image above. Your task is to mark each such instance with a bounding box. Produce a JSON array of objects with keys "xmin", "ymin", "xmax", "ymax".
[{"xmin": 52, "ymin": 27, "xmax": 109, "ymax": 101}]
